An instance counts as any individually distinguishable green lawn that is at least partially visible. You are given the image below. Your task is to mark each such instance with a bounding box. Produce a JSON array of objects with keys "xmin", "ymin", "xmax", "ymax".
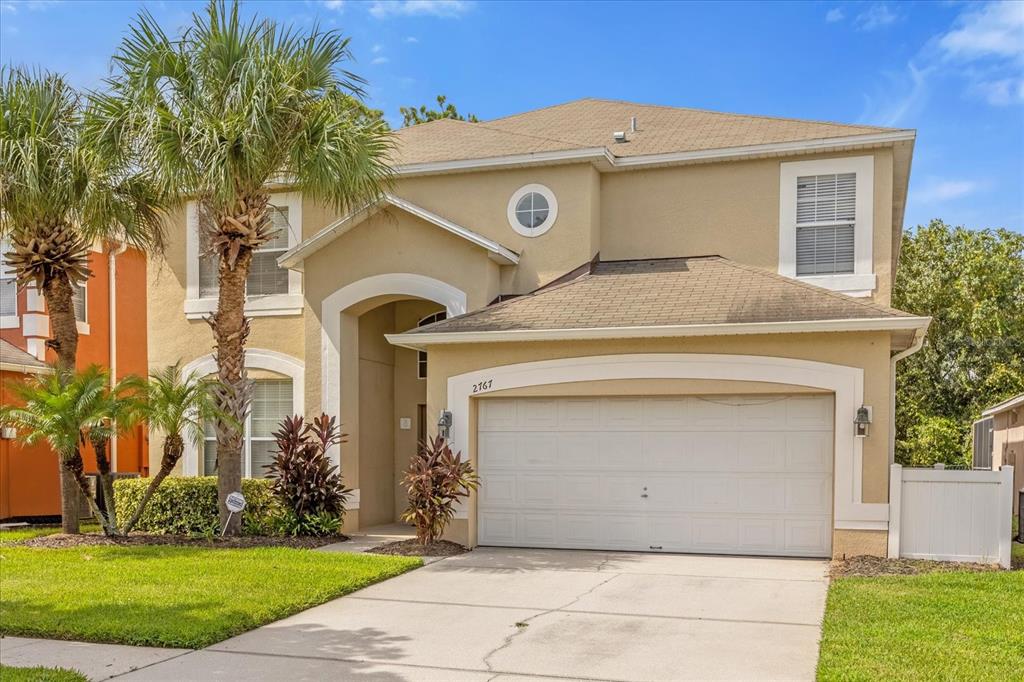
[
  {"xmin": 0, "ymin": 545, "xmax": 420, "ymax": 648},
  {"xmin": 818, "ymin": 570, "xmax": 1024, "ymax": 681},
  {"xmin": 0, "ymin": 666, "xmax": 87, "ymax": 682},
  {"xmin": 0, "ymin": 524, "xmax": 101, "ymax": 545}
]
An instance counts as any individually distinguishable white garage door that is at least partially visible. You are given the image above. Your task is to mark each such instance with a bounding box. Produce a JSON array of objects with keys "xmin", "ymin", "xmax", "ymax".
[{"xmin": 477, "ymin": 395, "xmax": 834, "ymax": 557}]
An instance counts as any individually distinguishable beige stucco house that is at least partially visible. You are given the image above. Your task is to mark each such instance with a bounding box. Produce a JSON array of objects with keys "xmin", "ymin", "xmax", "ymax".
[
  {"xmin": 979, "ymin": 394, "xmax": 1024, "ymax": 514},
  {"xmin": 147, "ymin": 98, "xmax": 931, "ymax": 559}
]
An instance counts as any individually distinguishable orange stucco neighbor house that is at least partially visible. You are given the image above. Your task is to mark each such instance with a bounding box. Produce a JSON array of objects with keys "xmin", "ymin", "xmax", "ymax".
[
  {"xmin": 0, "ymin": 246, "xmax": 149, "ymax": 520},
  {"xmin": 147, "ymin": 98, "xmax": 930, "ymax": 559}
]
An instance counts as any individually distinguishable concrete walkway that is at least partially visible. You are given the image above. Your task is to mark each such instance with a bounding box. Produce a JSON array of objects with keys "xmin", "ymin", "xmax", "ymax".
[
  {"xmin": 0, "ymin": 636, "xmax": 188, "ymax": 680},
  {"xmin": 104, "ymin": 547, "xmax": 830, "ymax": 681}
]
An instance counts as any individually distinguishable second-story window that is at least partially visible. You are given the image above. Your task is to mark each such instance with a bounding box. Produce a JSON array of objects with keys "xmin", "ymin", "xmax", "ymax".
[
  {"xmin": 199, "ymin": 206, "xmax": 291, "ymax": 298},
  {"xmin": 71, "ymin": 281, "xmax": 87, "ymax": 323},
  {"xmin": 795, "ymin": 173, "xmax": 856, "ymax": 276},
  {"xmin": 0, "ymin": 249, "xmax": 16, "ymax": 318}
]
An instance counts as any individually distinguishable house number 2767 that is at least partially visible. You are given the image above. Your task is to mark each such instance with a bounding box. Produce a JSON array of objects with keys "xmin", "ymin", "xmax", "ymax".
[{"xmin": 472, "ymin": 379, "xmax": 494, "ymax": 393}]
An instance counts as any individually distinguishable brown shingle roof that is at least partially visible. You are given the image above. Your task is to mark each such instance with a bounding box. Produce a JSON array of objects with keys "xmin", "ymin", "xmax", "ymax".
[
  {"xmin": 0, "ymin": 338, "xmax": 49, "ymax": 372},
  {"xmin": 406, "ymin": 256, "xmax": 915, "ymax": 335},
  {"xmin": 391, "ymin": 98, "xmax": 909, "ymax": 166}
]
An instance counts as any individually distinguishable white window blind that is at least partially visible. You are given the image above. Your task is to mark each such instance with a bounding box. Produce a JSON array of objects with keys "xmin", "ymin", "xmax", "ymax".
[
  {"xmin": 198, "ymin": 206, "xmax": 291, "ymax": 299},
  {"xmin": 0, "ymin": 279, "xmax": 16, "ymax": 316},
  {"xmin": 71, "ymin": 282, "xmax": 87, "ymax": 322},
  {"xmin": 795, "ymin": 173, "xmax": 856, "ymax": 276},
  {"xmin": 204, "ymin": 378, "xmax": 293, "ymax": 478}
]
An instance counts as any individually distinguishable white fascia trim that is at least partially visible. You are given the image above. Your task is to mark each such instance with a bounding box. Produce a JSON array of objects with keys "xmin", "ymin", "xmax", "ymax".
[
  {"xmin": 393, "ymin": 147, "xmax": 615, "ymax": 176},
  {"xmin": 982, "ymin": 393, "xmax": 1024, "ymax": 417},
  {"xmin": 278, "ymin": 194, "xmax": 520, "ymax": 271},
  {"xmin": 614, "ymin": 131, "xmax": 916, "ymax": 169},
  {"xmin": 445, "ymin": 353, "xmax": 887, "ymax": 532},
  {"xmin": 388, "ymin": 131, "xmax": 915, "ymax": 177},
  {"xmin": 387, "ymin": 316, "xmax": 932, "ymax": 350},
  {"xmin": 185, "ymin": 192, "xmax": 303, "ymax": 317},
  {"xmin": 0, "ymin": 361, "xmax": 52, "ymax": 374},
  {"xmin": 179, "ymin": 349, "xmax": 305, "ymax": 476}
]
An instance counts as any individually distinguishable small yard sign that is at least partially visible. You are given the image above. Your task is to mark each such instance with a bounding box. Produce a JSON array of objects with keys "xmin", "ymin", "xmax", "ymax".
[{"xmin": 222, "ymin": 492, "xmax": 246, "ymax": 536}]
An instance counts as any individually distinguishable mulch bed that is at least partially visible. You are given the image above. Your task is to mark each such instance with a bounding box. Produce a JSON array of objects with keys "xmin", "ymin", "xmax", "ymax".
[
  {"xmin": 18, "ymin": 533, "xmax": 347, "ymax": 550},
  {"xmin": 367, "ymin": 539, "xmax": 467, "ymax": 557},
  {"xmin": 831, "ymin": 554, "xmax": 1003, "ymax": 578}
]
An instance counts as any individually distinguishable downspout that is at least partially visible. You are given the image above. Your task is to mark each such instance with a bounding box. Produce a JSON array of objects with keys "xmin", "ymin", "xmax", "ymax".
[
  {"xmin": 108, "ymin": 242, "xmax": 127, "ymax": 471},
  {"xmin": 889, "ymin": 323, "xmax": 929, "ymax": 465}
]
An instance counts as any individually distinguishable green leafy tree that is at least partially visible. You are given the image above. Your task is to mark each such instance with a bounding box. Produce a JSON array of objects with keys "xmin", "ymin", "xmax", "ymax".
[
  {"xmin": 91, "ymin": 0, "xmax": 393, "ymax": 534},
  {"xmin": 893, "ymin": 220, "xmax": 1024, "ymax": 464},
  {"xmin": 0, "ymin": 67, "xmax": 166, "ymax": 532},
  {"xmin": 0, "ymin": 366, "xmax": 140, "ymax": 535},
  {"xmin": 122, "ymin": 363, "xmax": 227, "ymax": 534},
  {"xmin": 401, "ymin": 94, "xmax": 477, "ymax": 127}
]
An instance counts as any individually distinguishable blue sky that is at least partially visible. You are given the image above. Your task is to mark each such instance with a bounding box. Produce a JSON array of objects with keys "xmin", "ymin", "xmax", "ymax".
[{"xmin": 2, "ymin": 0, "xmax": 1022, "ymax": 232}]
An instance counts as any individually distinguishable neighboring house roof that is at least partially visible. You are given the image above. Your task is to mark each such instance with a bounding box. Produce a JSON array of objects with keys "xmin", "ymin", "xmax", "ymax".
[
  {"xmin": 391, "ymin": 98, "xmax": 915, "ymax": 171},
  {"xmin": 277, "ymin": 193, "xmax": 520, "ymax": 270},
  {"xmin": 0, "ymin": 339, "xmax": 50, "ymax": 374},
  {"xmin": 387, "ymin": 256, "xmax": 930, "ymax": 349},
  {"xmin": 982, "ymin": 393, "xmax": 1024, "ymax": 418}
]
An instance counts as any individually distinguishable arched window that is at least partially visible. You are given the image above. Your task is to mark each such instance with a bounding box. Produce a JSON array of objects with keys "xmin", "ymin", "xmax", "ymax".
[{"xmin": 417, "ymin": 310, "xmax": 447, "ymax": 379}]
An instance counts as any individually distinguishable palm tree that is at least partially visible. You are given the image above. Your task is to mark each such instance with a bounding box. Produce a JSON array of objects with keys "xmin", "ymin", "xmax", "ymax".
[
  {"xmin": 0, "ymin": 366, "xmax": 139, "ymax": 536},
  {"xmin": 122, "ymin": 362, "xmax": 226, "ymax": 534},
  {"xmin": 91, "ymin": 0, "xmax": 393, "ymax": 533},
  {"xmin": 0, "ymin": 67, "xmax": 167, "ymax": 532}
]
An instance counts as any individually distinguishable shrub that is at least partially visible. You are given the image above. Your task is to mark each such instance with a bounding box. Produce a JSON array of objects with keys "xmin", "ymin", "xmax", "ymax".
[
  {"xmin": 270, "ymin": 509, "xmax": 342, "ymax": 537},
  {"xmin": 897, "ymin": 414, "xmax": 971, "ymax": 468},
  {"xmin": 265, "ymin": 414, "xmax": 350, "ymax": 535},
  {"xmin": 401, "ymin": 435, "xmax": 479, "ymax": 545},
  {"xmin": 113, "ymin": 477, "xmax": 278, "ymax": 535}
]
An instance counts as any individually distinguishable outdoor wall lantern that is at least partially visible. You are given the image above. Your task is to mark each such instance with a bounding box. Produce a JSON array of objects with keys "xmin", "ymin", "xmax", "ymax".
[
  {"xmin": 438, "ymin": 410, "xmax": 453, "ymax": 440},
  {"xmin": 854, "ymin": 405, "xmax": 872, "ymax": 438},
  {"xmin": 0, "ymin": 427, "xmax": 16, "ymax": 440}
]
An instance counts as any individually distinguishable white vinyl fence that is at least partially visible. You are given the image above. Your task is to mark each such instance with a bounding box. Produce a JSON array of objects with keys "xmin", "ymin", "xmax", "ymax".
[{"xmin": 888, "ymin": 464, "xmax": 1014, "ymax": 569}]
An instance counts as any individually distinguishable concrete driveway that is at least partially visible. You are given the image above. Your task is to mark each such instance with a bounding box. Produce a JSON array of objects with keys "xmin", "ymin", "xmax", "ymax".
[{"xmin": 122, "ymin": 548, "xmax": 830, "ymax": 681}]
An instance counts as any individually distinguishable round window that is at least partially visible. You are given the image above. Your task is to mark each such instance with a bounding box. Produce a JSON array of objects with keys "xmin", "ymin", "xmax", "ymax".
[{"xmin": 507, "ymin": 184, "xmax": 558, "ymax": 237}]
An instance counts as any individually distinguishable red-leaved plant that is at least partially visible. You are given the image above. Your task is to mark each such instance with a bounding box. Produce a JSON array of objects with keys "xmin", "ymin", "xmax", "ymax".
[
  {"xmin": 265, "ymin": 414, "xmax": 350, "ymax": 522},
  {"xmin": 401, "ymin": 435, "xmax": 480, "ymax": 545}
]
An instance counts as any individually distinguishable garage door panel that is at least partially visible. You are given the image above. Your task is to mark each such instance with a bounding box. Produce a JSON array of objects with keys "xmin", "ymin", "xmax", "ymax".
[{"xmin": 477, "ymin": 394, "xmax": 833, "ymax": 557}]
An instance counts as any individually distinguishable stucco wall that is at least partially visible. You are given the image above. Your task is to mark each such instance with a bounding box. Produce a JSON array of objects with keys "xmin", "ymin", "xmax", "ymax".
[
  {"xmin": 992, "ymin": 407, "xmax": 1023, "ymax": 514},
  {"xmin": 357, "ymin": 303, "xmax": 396, "ymax": 526},
  {"xmin": 600, "ymin": 149, "xmax": 895, "ymax": 304}
]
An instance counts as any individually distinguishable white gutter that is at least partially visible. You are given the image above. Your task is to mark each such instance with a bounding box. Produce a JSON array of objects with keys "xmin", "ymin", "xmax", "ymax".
[
  {"xmin": 389, "ymin": 130, "xmax": 916, "ymax": 177},
  {"xmin": 278, "ymin": 193, "xmax": 520, "ymax": 270},
  {"xmin": 387, "ymin": 316, "xmax": 933, "ymax": 351},
  {"xmin": 0, "ymin": 361, "xmax": 52, "ymax": 374},
  {"xmin": 888, "ymin": 323, "xmax": 929, "ymax": 465},
  {"xmin": 107, "ymin": 242, "xmax": 127, "ymax": 471}
]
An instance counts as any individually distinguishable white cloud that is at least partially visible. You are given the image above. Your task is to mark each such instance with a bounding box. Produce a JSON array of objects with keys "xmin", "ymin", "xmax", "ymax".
[
  {"xmin": 371, "ymin": 56, "xmax": 389, "ymax": 65},
  {"xmin": 969, "ymin": 77, "xmax": 1024, "ymax": 105},
  {"xmin": 860, "ymin": 62, "xmax": 929, "ymax": 126},
  {"xmin": 368, "ymin": 1, "xmax": 472, "ymax": 19},
  {"xmin": 915, "ymin": 179, "xmax": 981, "ymax": 203},
  {"xmin": 825, "ymin": 8, "xmax": 844, "ymax": 23},
  {"xmin": 1, "ymin": 0, "xmax": 60, "ymax": 12},
  {"xmin": 855, "ymin": 3, "xmax": 898, "ymax": 31},
  {"xmin": 938, "ymin": 1, "xmax": 1024, "ymax": 61},
  {"xmin": 322, "ymin": 0, "xmax": 344, "ymax": 10},
  {"xmin": 404, "ymin": 36, "xmax": 419, "ymax": 43},
  {"xmin": 371, "ymin": 43, "xmax": 384, "ymax": 53}
]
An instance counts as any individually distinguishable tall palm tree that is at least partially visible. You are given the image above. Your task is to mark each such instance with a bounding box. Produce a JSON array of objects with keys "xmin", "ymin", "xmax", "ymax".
[
  {"xmin": 122, "ymin": 362, "xmax": 226, "ymax": 534},
  {"xmin": 0, "ymin": 366, "xmax": 138, "ymax": 536},
  {"xmin": 91, "ymin": 0, "xmax": 393, "ymax": 533},
  {"xmin": 0, "ymin": 67, "xmax": 167, "ymax": 532}
]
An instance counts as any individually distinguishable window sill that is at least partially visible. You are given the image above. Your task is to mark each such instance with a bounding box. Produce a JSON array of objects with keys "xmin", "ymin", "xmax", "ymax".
[
  {"xmin": 0, "ymin": 315, "xmax": 18, "ymax": 329},
  {"xmin": 184, "ymin": 294, "xmax": 304, "ymax": 320},
  {"xmin": 77, "ymin": 321, "xmax": 91, "ymax": 335},
  {"xmin": 794, "ymin": 273, "xmax": 876, "ymax": 297}
]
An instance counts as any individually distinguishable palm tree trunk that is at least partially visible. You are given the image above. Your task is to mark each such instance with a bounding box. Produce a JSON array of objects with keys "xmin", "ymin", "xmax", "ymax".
[
  {"xmin": 212, "ymin": 240, "xmax": 253, "ymax": 536},
  {"xmin": 122, "ymin": 433, "xmax": 183, "ymax": 534},
  {"xmin": 92, "ymin": 435, "xmax": 118, "ymax": 535},
  {"xmin": 62, "ymin": 449, "xmax": 107, "ymax": 532},
  {"xmin": 43, "ymin": 272, "xmax": 81, "ymax": 534}
]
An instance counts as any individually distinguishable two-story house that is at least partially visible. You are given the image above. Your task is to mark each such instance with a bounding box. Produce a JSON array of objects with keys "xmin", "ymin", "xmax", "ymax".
[
  {"xmin": 1, "ymin": 245, "xmax": 149, "ymax": 520},
  {"xmin": 148, "ymin": 99, "xmax": 929, "ymax": 559}
]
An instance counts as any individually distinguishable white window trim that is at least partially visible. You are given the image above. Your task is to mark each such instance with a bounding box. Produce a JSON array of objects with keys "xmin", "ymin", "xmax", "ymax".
[
  {"xmin": 73, "ymin": 281, "xmax": 90, "ymax": 335},
  {"xmin": 779, "ymin": 156, "xmax": 876, "ymax": 297},
  {"xmin": 507, "ymin": 184, "xmax": 558, "ymax": 238},
  {"xmin": 185, "ymin": 192, "xmax": 304, "ymax": 319},
  {"xmin": 179, "ymin": 348, "xmax": 305, "ymax": 476},
  {"xmin": 0, "ymin": 243, "xmax": 18, "ymax": 329}
]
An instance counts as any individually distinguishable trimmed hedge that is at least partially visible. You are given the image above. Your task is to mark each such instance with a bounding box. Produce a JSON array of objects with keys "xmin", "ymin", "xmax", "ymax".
[{"xmin": 113, "ymin": 477, "xmax": 279, "ymax": 535}]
